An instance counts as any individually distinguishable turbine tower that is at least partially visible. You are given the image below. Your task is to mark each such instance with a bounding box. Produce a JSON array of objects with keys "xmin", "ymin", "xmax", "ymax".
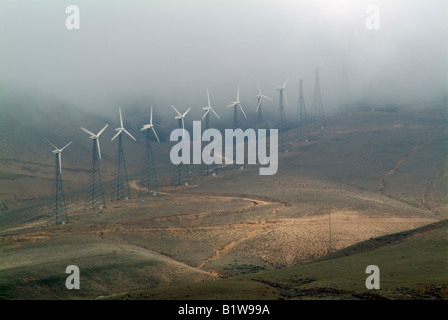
[
  {"xmin": 200, "ymin": 89, "xmax": 220, "ymax": 177},
  {"xmin": 298, "ymin": 78, "xmax": 311, "ymax": 142},
  {"xmin": 81, "ymin": 124, "xmax": 108, "ymax": 210},
  {"xmin": 275, "ymin": 79, "xmax": 290, "ymax": 153},
  {"xmin": 170, "ymin": 105, "xmax": 191, "ymax": 186},
  {"xmin": 227, "ymin": 84, "xmax": 247, "ymax": 130},
  {"xmin": 47, "ymin": 140, "xmax": 72, "ymax": 225},
  {"xmin": 312, "ymin": 66, "xmax": 326, "ymax": 130},
  {"xmin": 140, "ymin": 106, "xmax": 160, "ymax": 195},
  {"xmin": 254, "ymin": 79, "xmax": 272, "ymax": 129},
  {"xmin": 111, "ymin": 107, "xmax": 136, "ymax": 201}
]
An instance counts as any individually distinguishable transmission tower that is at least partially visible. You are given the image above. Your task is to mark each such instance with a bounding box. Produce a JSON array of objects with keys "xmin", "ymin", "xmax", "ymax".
[
  {"xmin": 85, "ymin": 140, "xmax": 106, "ymax": 210},
  {"xmin": 297, "ymin": 79, "xmax": 310, "ymax": 142},
  {"xmin": 140, "ymin": 129, "xmax": 159, "ymax": 194},
  {"xmin": 276, "ymin": 82, "xmax": 290, "ymax": 153},
  {"xmin": 312, "ymin": 67, "xmax": 326, "ymax": 131},
  {"xmin": 111, "ymin": 134, "xmax": 131, "ymax": 200},
  {"xmin": 48, "ymin": 152, "xmax": 69, "ymax": 225}
]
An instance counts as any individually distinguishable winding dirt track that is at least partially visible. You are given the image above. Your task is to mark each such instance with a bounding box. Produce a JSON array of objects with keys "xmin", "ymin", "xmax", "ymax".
[{"xmin": 128, "ymin": 180, "xmax": 286, "ymax": 271}]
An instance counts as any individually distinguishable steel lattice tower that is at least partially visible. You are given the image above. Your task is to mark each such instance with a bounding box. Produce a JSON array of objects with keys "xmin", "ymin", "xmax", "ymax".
[
  {"xmin": 171, "ymin": 120, "xmax": 191, "ymax": 186},
  {"xmin": 85, "ymin": 140, "xmax": 106, "ymax": 210},
  {"xmin": 48, "ymin": 153, "xmax": 68, "ymax": 225},
  {"xmin": 111, "ymin": 134, "xmax": 131, "ymax": 200},
  {"xmin": 199, "ymin": 112, "xmax": 215, "ymax": 177},
  {"xmin": 313, "ymin": 67, "xmax": 326, "ymax": 131},
  {"xmin": 140, "ymin": 129, "xmax": 159, "ymax": 194},
  {"xmin": 277, "ymin": 88, "xmax": 290, "ymax": 153},
  {"xmin": 297, "ymin": 79, "xmax": 311, "ymax": 142}
]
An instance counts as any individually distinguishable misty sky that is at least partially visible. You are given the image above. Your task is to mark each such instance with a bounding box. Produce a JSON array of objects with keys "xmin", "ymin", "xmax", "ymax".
[{"xmin": 0, "ymin": 0, "xmax": 446, "ymax": 120}]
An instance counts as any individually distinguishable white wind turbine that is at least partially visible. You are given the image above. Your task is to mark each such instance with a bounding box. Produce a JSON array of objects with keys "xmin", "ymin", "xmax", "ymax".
[
  {"xmin": 111, "ymin": 107, "xmax": 136, "ymax": 142},
  {"xmin": 202, "ymin": 88, "xmax": 220, "ymax": 130},
  {"xmin": 227, "ymin": 84, "xmax": 247, "ymax": 129},
  {"xmin": 274, "ymin": 79, "xmax": 289, "ymax": 108},
  {"xmin": 80, "ymin": 124, "xmax": 109, "ymax": 160},
  {"xmin": 255, "ymin": 79, "xmax": 272, "ymax": 113},
  {"xmin": 141, "ymin": 105, "xmax": 160, "ymax": 142},
  {"xmin": 47, "ymin": 140, "xmax": 72, "ymax": 174},
  {"xmin": 254, "ymin": 79, "xmax": 272, "ymax": 127},
  {"xmin": 171, "ymin": 105, "xmax": 191, "ymax": 136}
]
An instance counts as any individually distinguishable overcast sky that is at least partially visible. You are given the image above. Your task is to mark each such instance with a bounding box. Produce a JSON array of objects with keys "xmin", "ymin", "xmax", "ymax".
[{"xmin": 0, "ymin": 0, "xmax": 446, "ymax": 119}]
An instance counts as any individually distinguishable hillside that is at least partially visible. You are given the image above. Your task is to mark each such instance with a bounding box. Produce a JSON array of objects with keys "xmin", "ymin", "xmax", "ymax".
[{"xmin": 0, "ymin": 101, "xmax": 446, "ymax": 300}]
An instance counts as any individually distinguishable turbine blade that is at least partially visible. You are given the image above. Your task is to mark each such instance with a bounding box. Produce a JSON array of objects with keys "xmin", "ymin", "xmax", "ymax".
[
  {"xmin": 119, "ymin": 107, "xmax": 123, "ymax": 128},
  {"xmin": 256, "ymin": 98, "xmax": 262, "ymax": 113},
  {"xmin": 150, "ymin": 105, "xmax": 153, "ymax": 125},
  {"xmin": 60, "ymin": 141, "xmax": 73, "ymax": 151},
  {"xmin": 171, "ymin": 105, "xmax": 182, "ymax": 116},
  {"xmin": 284, "ymin": 93, "xmax": 289, "ymax": 108},
  {"xmin": 239, "ymin": 104, "xmax": 247, "ymax": 119},
  {"xmin": 97, "ymin": 124, "xmax": 109, "ymax": 137},
  {"xmin": 111, "ymin": 129, "xmax": 122, "ymax": 141},
  {"xmin": 81, "ymin": 127, "xmax": 95, "ymax": 137},
  {"xmin": 211, "ymin": 108, "xmax": 220, "ymax": 119},
  {"xmin": 47, "ymin": 139, "xmax": 58, "ymax": 150},
  {"xmin": 182, "ymin": 118, "xmax": 185, "ymax": 139},
  {"xmin": 151, "ymin": 127, "xmax": 160, "ymax": 143},
  {"xmin": 124, "ymin": 129, "xmax": 136, "ymax": 141},
  {"xmin": 283, "ymin": 79, "xmax": 288, "ymax": 88},
  {"xmin": 202, "ymin": 109, "xmax": 210, "ymax": 120},
  {"xmin": 237, "ymin": 84, "xmax": 240, "ymax": 101},
  {"xmin": 264, "ymin": 95, "xmax": 272, "ymax": 101},
  {"xmin": 97, "ymin": 139, "xmax": 102, "ymax": 160},
  {"xmin": 207, "ymin": 88, "xmax": 211, "ymax": 108},
  {"xmin": 183, "ymin": 107, "xmax": 191, "ymax": 117},
  {"xmin": 59, "ymin": 154, "xmax": 62, "ymax": 175}
]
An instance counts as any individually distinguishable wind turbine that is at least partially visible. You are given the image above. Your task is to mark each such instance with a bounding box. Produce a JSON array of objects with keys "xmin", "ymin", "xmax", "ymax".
[
  {"xmin": 274, "ymin": 79, "xmax": 290, "ymax": 153},
  {"xmin": 170, "ymin": 105, "xmax": 192, "ymax": 186},
  {"xmin": 254, "ymin": 79, "xmax": 272, "ymax": 128},
  {"xmin": 171, "ymin": 105, "xmax": 191, "ymax": 134},
  {"xmin": 140, "ymin": 106, "xmax": 160, "ymax": 195},
  {"xmin": 112, "ymin": 107, "xmax": 136, "ymax": 142},
  {"xmin": 47, "ymin": 139, "xmax": 72, "ymax": 225},
  {"xmin": 141, "ymin": 105, "xmax": 160, "ymax": 142},
  {"xmin": 48, "ymin": 140, "xmax": 72, "ymax": 174},
  {"xmin": 80, "ymin": 124, "xmax": 109, "ymax": 160},
  {"xmin": 200, "ymin": 89, "xmax": 220, "ymax": 177},
  {"xmin": 227, "ymin": 84, "xmax": 247, "ymax": 130},
  {"xmin": 111, "ymin": 107, "xmax": 135, "ymax": 201},
  {"xmin": 81, "ymin": 123, "xmax": 108, "ymax": 210},
  {"xmin": 202, "ymin": 88, "xmax": 220, "ymax": 130}
]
